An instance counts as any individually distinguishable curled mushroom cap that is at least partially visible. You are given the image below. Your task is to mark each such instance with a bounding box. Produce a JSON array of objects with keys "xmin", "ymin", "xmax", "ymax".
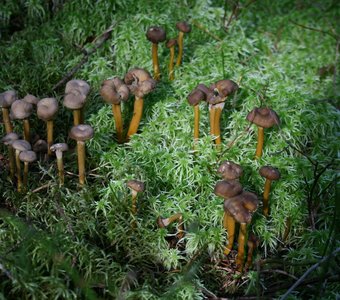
[
  {"xmin": 214, "ymin": 180, "xmax": 243, "ymax": 199},
  {"xmin": 166, "ymin": 39, "xmax": 177, "ymax": 48},
  {"xmin": 124, "ymin": 68, "xmax": 156, "ymax": 98},
  {"xmin": 218, "ymin": 161, "xmax": 243, "ymax": 180},
  {"xmin": 10, "ymin": 100, "xmax": 33, "ymax": 120},
  {"xmin": 0, "ymin": 90, "xmax": 17, "ymax": 108},
  {"xmin": 19, "ymin": 150, "xmax": 37, "ymax": 163},
  {"xmin": 23, "ymin": 94, "xmax": 39, "ymax": 105},
  {"xmin": 2, "ymin": 132, "xmax": 19, "ymax": 145},
  {"xmin": 208, "ymin": 80, "xmax": 238, "ymax": 104},
  {"xmin": 146, "ymin": 26, "xmax": 166, "ymax": 44},
  {"xmin": 12, "ymin": 139, "xmax": 31, "ymax": 152},
  {"xmin": 33, "ymin": 139, "xmax": 48, "ymax": 153},
  {"xmin": 127, "ymin": 180, "xmax": 145, "ymax": 192},
  {"xmin": 259, "ymin": 166, "xmax": 281, "ymax": 181},
  {"xmin": 64, "ymin": 89, "xmax": 87, "ymax": 110},
  {"xmin": 50, "ymin": 143, "xmax": 69, "ymax": 153},
  {"xmin": 37, "ymin": 98, "xmax": 58, "ymax": 121},
  {"xmin": 69, "ymin": 124, "xmax": 94, "ymax": 142},
  {"xmin": 246, "ymin": 107, "xmax": 280, "ymax": 128},
  {"xmin": 65, "ymin": 79, "xmax": 90, "ymax": 95},
  {"xmin": 100, "ymin": 77, "xmax": 130, "ymax": 105},
  {"xmin": 176, "ymin": 21, "xmax": 191, "ymax": 33}
]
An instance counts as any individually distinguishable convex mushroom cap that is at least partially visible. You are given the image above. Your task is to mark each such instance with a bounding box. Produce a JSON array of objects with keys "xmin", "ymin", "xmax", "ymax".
[
  {"xmin": 259, "ymin": 166, "xmax": 281, "ymax": 181},
  {"xmin": 100, "ymin": 77, "xmax": 130, "ymax": 105},
  {"xmin": 124, "ymin": 68, "xmax": 156, "ymax": 98},
  {"xmin": 64, "ymin": 79, "xmax": 90, "ymax": 110},
  {"xmin": 33, "ymin": 139, "xmax": 47, "ymax": 153},
  {"xmin": 0, "ymin": 90, "xmax": 17, "ymax": 108},
  {"xmin": 208, "ymin": 80, "xmax": 238, "ymax": 104},
  {"xmin": 12, "ymin": 139, "xmax": 31, "ymax": 152},
  {"xmin": 37, "ymin": 98, "xmax": 58, "ymax": 121},
  {"xmin": 2, "ymin": 132, "xmax": 19, "ymax": 145},
  {"xmin": 127, "ymin": 180, "xmax": 145, "ymax": 192},
  {"xmin": 69, "ymin": 124, "xmax": 94, "ymax": 141},
  {"xmin": 23, "ymin": 94, "xmax": 39, "ymax": 105},
  {"xmin": 187, "ymin": 84, "xmax": 209, "ymax": 106},
  {"xmin": 65, "ymin": 79, "xmax": 90, "ymax": 95},
  {"xmin": 146, "ymin": 26, "xmax": 166, "ymax": 44},
  {"xmin": 50, "ymin": 143, "xmax": 69, "ymax": 153},
  {"xmin": 19, "ymin": 150, "xmax": 37, "ymax": 163},
  {"xmin": 10, "ymin": 100, "xmax": 33, "ymax": 119},
  {"xmin": 166, "ymin": 39, "xmax": 177, "ymax": 48},
  {"xmin": 218, "ymin": 161, "xmax": 243, "ymax": 180},
  {"xmin": 176, "ymin": 21, "xmax": 191, "ymax": 33},
  {"xmin": 214, "ymin": 180, "xmax": 243, "ymax": 199},
  {"xmin": 246, "ymin": 107, "xmax": 280, "ymax": 128}
]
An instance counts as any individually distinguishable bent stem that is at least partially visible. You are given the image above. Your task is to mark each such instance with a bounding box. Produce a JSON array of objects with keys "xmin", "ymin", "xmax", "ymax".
[
  {"xmin": 152, "ymin": 43, "xmax": 160, "ymax": 80},
  {"xmin": 77, "ymin": 141, "xmax": 86, "ymax": 186},
  {"xmin": 236, "ymin": 223, "xmax": 247, "ymax": 272},
  {"xmin": 2, "ymin": 108, "xmax": 13, "ymax": 133},
  {"xmin": 176, "ymin": 31, "xmax": 184, "ymax": 66},
  {"xmin": 73, "ymin": 110, "xmax": 81, "ymax": 126},
  {"xmin": 255, "ymin": 126, "xmax": 264, "ymax": 158},
  {"xmin": 223, "ymin": 210, "xmax": 235, "ymax": 255},
  {"xmin": 263, "ymin": 178, "xmax": 272, "ymax": 217},
  {"xmin": 47, "ymin": 120, "xmax": 54, "ymax": 156},
  {"xmin": 112, "ymin": 104, "xmax": 124, "ymax": 144},
  {"xmin": 169, "ymin": 45, "xmax": 175, "ymax": 80},
  {"xmin": 214, "ymin": 102, "xmax": 225, "ymax": 146},
  {"xmin": 127, "ymin": 97, "xmax": 144, "ymax": 140},
  {"xmin": 23, "ymin": 119, "xmax": 30, "ymax": 142},
  {"xmin": 15, "ymin": 150, "xmax": 22, "ymax": 192}
]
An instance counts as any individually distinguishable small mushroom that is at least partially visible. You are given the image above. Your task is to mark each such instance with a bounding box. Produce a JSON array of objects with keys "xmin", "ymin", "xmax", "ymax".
[
  {"xmin": 217, "ymin": 160, "xmax": 243, "ymax": 181},
  {"xmin": 246, "ymin": 234, "xmax": 259, "ymax": 268},
  {"xmin": 246, "ymin": 107, "xmax": 280, "ymax": 158},
  {"xmin": 33, "ymin": 139, "xmax": 48, "ymax": 161},
  {"xmin": 0, "ymin": 90, "xmax": 17, "ymax": 133},
  {"xmin": 166, "ymin": 39, "xmax": 177, "ymax": 80},
  {"xmin": 157, "ymin": 213, "xmax": 184, "ymax": 240},
  {"xmin": 37, "ymin": 98, "xmax": 58, "ymax": 156},
  {"xmin": 11, "ymin": 139, "xmax": 31, "ymax": 192},
  {"xmin": 259, "ymin": 166, "xmax": 281, "ymax": 217},
  {"xmin": 124, "ymin": 68, "xmax": 156, "ymax": 140},
  {"xmin": 175, "ymin": 21, "xmax": 191, "ymax": 67},
  {"xmin": 19, "ymin": 150, "xmax": 37, "ymax": 190},
  {"xmin": 146, "ymin": 26, "xmax": 166, "ymax": 80},
  {"xmin": 100, "ymin": 77, "xmax": 130, "ymax": 143},
  {"xmin": 127, "ymin": 180, "xmax": 145, "ymax": 215},
  {"xmin": 23, "ymin": 94, "xmax": 39, "ymax": 105},
  {"xmin": 50, "ymin": 143, "xmax": 69, "ymax": 186},
  {"xmin": 1, "ymin": 132, "xmax": 19, "ymax": 180},
  {"xmin": 69, "ymin": 124, "xmax": 94, "ymax": 186},
  {"xmin": 10, "ymin": 100, "xmax": 33, "ymax": 142}
]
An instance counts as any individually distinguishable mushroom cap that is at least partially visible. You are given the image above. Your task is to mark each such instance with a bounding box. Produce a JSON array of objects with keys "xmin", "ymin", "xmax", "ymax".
[
  {"xmin": 187, "ymin": 88, "xmax": 206, "ymax": 106},
  {"xmin": 33, "ymin": 139, "xmax": 48, "ymax": 153},
  {"xmin": 259, "ymin": 165, "xmax": 281, "ymax": 181},
  {"xmin": 166, "ymin": 39, "xmax": 177, "ymax": 48},
  {"xmin": 12, "ymin": 139, "xmax": 31, "ymax": 152},
  {"xmin": 63, "ymin": 89, "xmax": 87, "ymax": 110},
  {"xmin": 176, "ymin": 21, "xmax": 191, "ymax": 33},
  {"xmin": 246, "ymin": 107, "xmax": 280, "ymax": 128},
  {"xmin": 124, "ymin": 68, "xmax": 153, "ymax": 85},
  {"xmin": 69, "ymin": 124, "xmax": 94, "ymax": 142},
  {"xmin": 146, "ymin": 26, "xmax": 166, "ymax": 44},
  {"xmin": 23, "ymin": 94, "xmax": 39, "ymax": 105},
  {"xmin": 0, "ymin": 90, "xmax": 17, "ymax": 108},
  {"xmin": 214, "ymin": 180, "xmax": 243, "ymax": 199},
  {"xmin": 19, "ymin": 150, "xmax": 37, "ymax": 163},
  {"xmin": 127, "ymin": 180, "xmax": 145, "ymax": 192},
  {"xmin": 196, "ymin": 84, "xmax": 213, "ymax": 99},
  {"xmin": 207, "ymin": 80, "xmax": 238, "ymax": 104},
  {"xmin": 37, "ymin": 98, "xmax": 58, "ymax": 121},
  {"xmin": 217, "ymin": 161, "xmax": 243, "ymax": 180},
  {"xmin": 50, "ymin": 143, "xmax": 69, "ymax": 153},
  {"xmin": 2, "ymin": 132, "xmax": 19, "ymax": 145},
  {"xmin": 10, "ymin": 100, "xmax": 33, "ymax": 120},
  {"xmin": 157, "ymin": 217, "xmax": 169, "ymax": 228},
  {"xmin": 65, "ymin": 79, "xmax": 90, "ymax": 96},
  {"xmin": 124, "ymin": 68, "xmax": 156, "ymax": 98},
  {"xmin": 100, "ymin": 77, "xmax": 130, "ymax": 105}
]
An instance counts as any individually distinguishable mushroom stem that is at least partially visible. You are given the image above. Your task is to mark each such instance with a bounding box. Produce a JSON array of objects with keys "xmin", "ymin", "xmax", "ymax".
[
  {"xmin": 23, "ymin": 162, "xmax": 29, "ymax": 189},
  {"xmin": 246, "ymin": 241, "xmax": 255, "ymax": 267},
  {"xmin": 56, "ymin": 152, "xmax": 65, "ymax": 186},
  {"xmin": 209, "ymin": 104, "xmax": 216, "ymax": 139},
  {"xmin": 127, "ymin": 97, "xmax": 144, "ymax": 140},
  {"xmin": 214, "ymin": 103, "xmax": 225, "ymax": 146},
  {"xmin": 8, "ymin": 145, "xmax": 16, "ymax": 180},
  {"xmin": 23, "ymin": 119, "xmax": 30, "ymax": 142},
  {"xmin": 2, "ymin": 108, "xmax": 13, "ymax": 133},
  {"xmin": 76, "ymin": 141, "xmax": 86, "ymax": 186},
  {"xmin": 236, "ymin": 223, "xmax": 247, "ymax": 272},
  {"xmin": 131, "ymin": 189, "xmax": 138, "ymax": 215},
  {"xmin": 168, "ymin": 45, "xmax": 175, "ymax": 80},
  {"xmin": 176, "ymin": 31, "xmax": 184, "ymax": 66},
  {"xmin": 152, "ymin": 43, "xmax": 160, "ymax": 80},
  {"xmin": 15, "ymin": 150, "xmax": 22, "ymax": 192},
  {"xmin": 112, "ymin": 104, "xmax": 124, "ymax": 144},
  {"xmin": 193, "ymin": 105, "xmax": 200, "ymax": 141},
  {"xmin": 263, "ymin": 178, "xmax": 272, "ymax": 217},
  {"xmin": 46, "ymin": 120, "xmax": 54, "ymax": 156},
  {"xmin": 255, "ymin": 126, "xmax": 264, "ymax": 158},
  {"xmin": 73, "ymin": 110, "xmax": 81, "ymax": 126},
  {"xmin": 223, "ymin": 210, "xmax": 236, "ymax": 255}
]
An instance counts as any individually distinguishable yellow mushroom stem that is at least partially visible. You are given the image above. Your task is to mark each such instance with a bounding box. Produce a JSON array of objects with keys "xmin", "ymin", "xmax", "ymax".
[
  {"xmin": 76, "ymin": 141, "xmax": 86, "ymax": 186},
  {"xmin": 46, "ymin": 120, "xmax": 54, "ymax": 156},
  {"xmin": 73, "ymin": 110, "xmax": 82, "ymax": 126},
  {"xmin": 2, "ymin": 108, "xmax": 13, "ymax": 133},
  {"xmin": 168, "ymin": 45, "xmax": 175, "ymax": 80},
  {"xmin": 23, "ymin": 119, "xmax": 30, "ymax": 142},
  {"xmin": 246, "ymin": 241, "xmax": 255, "ymax": 267},
  {"xmin": 152, "ymin": 43, "xmax": 160, "ymax": 80},
  {"xmin": 223, "ymin": 210, "xmax": 236, "ymax": 255},
  {"xmin": 127, "ymin": 97, "xmax": 144, "ymax": 140},
  {"xmin": 209, "ymin": 104, "xmax": 216, "ymax": 139},
  {"xmin": 214, "ymin": 102, "xmax": 225, "ymax": 146},
  {"xmin": 193, "ymin": 105, "xmax": 200, "ymax": 141},
  {"xmin": 263, "ymin": 178, "xmax": 272, "ymax": 217},
  {"xmin": 55, "ymin": 151, "xmax": 65, "ymax": 186},
  {"xmin": 255, "ymin": 126, "xmax": 264, "ymax": 158},
  {"xmin": 236, "ymin": 223, "xmax": 247, "ymax": 272},
  {"xmin": 176, "ymin": 31, "xmax": 184, "ymax": 66},
  {"xmin": 112, "ymin": 104, "xmax": 124, "ymax": 144},
  {"xmin": 15, "ymin": 150, "xmax": 22, "ymax": 192},
  {"xmin": 8, "ymin": 145, "xmax": 16, "ymax": 181}
]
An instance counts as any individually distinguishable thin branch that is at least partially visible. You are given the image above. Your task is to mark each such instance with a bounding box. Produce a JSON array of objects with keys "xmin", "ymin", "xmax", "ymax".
[
  {"xmin": 192, "ymin": 20, "xmax": 222, "ymax": 41},
  {"xmin": 290, "ymin": 20, "xmax": 338, "ymax": 40}
]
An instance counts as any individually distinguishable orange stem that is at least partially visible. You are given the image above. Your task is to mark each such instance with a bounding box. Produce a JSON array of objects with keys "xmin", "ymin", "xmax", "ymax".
[
  {"xmin": 214, "ymin": 104, "xmax": 224, "ymax": 146},
  {"xmin": 152, "ymin": 43, "xmax": 160, "ymax": 80},
  {"xmin": 223, "ymin": 210, "xmax": 235, "ymax": 255},
  {"xmin": 263, "ymin": 179, "xmax": 272, "ymax": 217},
  {"xmin": 236, "ymin": 223, "xmax": 247, "ymax": 272},
  {"xmin": 176, "ymin": 32, "xmax": 184, "ymax": 66},
  {"xmin": 112, "ymin": 104, "xmax": 124, "ymax": 144},
  {"xmin": 23, "ymin": 119, "xmax": 30, "ymax": 142},
  {"xmin": 209, "ymin": 105, "xmax": 216, "ymax": 139},
  {"xmin": 193, "ymin": 105, "xmax": 200, "ymax": 141},
  {"xmin": 255, "ymin": 126, "xmax": 264, "ymax": 158},
  {"xmin": 73, "ymin": 110, "xmax": 81, "ymax": 126},
  {"xmin": 169, "ymin": 46, "xmax": 175, "ymax": 80},
  {"xmin": 47, "ymin": 120, "xmax": 54, "ymax": 156},
  {"xmin": 2, "ymin": 108, "xmax": 13, "ymax": 133},
  {"xmin": 127, "ymin": 97, "xmax": 144, "ymax": 140}
]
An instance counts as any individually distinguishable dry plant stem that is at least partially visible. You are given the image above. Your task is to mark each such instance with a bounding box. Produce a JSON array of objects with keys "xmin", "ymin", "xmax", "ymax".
[
  {"xmin": 214, "ymin": 103, "xmax": 225, "ymax": 146},
  {"xmin": 112, "ymin": 104, "xmax": 124, "ymax": 144},
  {"xmin": 73, "ymin": 110, "xmax": 81, "ymax": 126},
  {"xmin": 77, "ymin": 141, "xmax": 86, "ymax": 186},
  {"xmin": 263, "ymin": 179, "xmax": 272, "ymax": 217},
  {"xmin": 209, "ymin": 105, "xmax": 216, "ymax": 138},
  {"xmin": 23, "ymin": 119, "xmax": 30, "ymax": 142},
  {"xmin": 176, "ymin": 31, "xmax": 184, "ymax": 66},
  {"xmin": 193, "ymin": 105, "xmax": 200, "ymax": 141},
  {"xmin": 15, "ymin": 150, "xmax": 22, "ymax": 192},
  {"xmin": 223, "ymin": 210, "xmax": 235, "ymax": 255},
  {"xmin": 236, "ymin": 223, "xmax": 247, "ymax": 272},
  {"xmin": 152, "ymin": 43, "xmax": 160, "ymax": 80},
  {"xmin": 127, "ymin": 97, "xmax": 144, "ymax": 140},
  {"xmin": 169, "ymin": 46, "xmax": 175, "ymax": 80},
  {"xmin": 8, "ymin": 146, "xmax": 16, "ymax": 180},
  {"xmin": 2, "ymin": 108, "xmax": 13, "ymax": 133},
  {"xmin": 46, "ymin": 120, "xmax": 54, "ymax": 156},
  {"xmin": 255, "ymin": 126, "xmax": 264, "ymax": 158},
  {"xmin": 56, "ymin": 156, "xmax": 65, "ymax": 186}
]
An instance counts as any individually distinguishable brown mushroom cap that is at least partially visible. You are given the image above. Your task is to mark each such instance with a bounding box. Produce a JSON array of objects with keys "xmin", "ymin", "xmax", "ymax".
[
  {"xmin": 207, "ymin": 80, "xmax": 238, "ymax": 104},
  {"xmin": 166, "ymin": 39, "xmax": 177, "ymax": 48},
  {"xmin": 146, "ymin": 26, "xmax": 166, "ymax": 44},
  {"xmin": 0, "ymin": 90, "xmax": 17, "ymax": 108},
  {"xmin": 217, "ymin": 161, "xmax": 243, "ymax": 180},
  {"xmin": 176, "ymin": 21, "xmax": 191, "ymax": 33},
  {"xmin": 23, "ymin": 94, "xmax": 39, "ymax": 105},
  {"xmin": 33, "ymin": 139, "xmax": 47, "ymax": 153},
  {"xmin": 127, "ymin": 180, "xmax": 145, "ymax": 192},
  {"xmin": 50, "ymin": 143, "xmax": 69, "ymax": 153},
  {"xmin": 214, "ymin": 180, "xmax": 243, "ymax": 199},
  {"xmin": 157, "ymin": 216, "xmax": 169, "ymax": 228},
  {"xmin": 63, "ymin": 89, "xmax": 87, "ymax": 110},
  {"xmin": 19, "ymin": 150, "xmax": 37, "ymax": 163},
  {"xmin": 12, "ymin": 139, "xmax": 31, "ymax": 152},
  {"xmin": 100, "ymin": 77, "xmax": 130, "ymax": 105},
  {"xmin": 37, "ymin": 98, "xmax": 58, "ymax": 121},
  {"xmin": 69, "ymin": 124, "xmax": 94, "ymax": 142},
  {"xmin": 246, "ymin": 107, "xmax": 280, "ymax": 128},
  {"xmin": 2, "ymin": 132, "xmax": 19, "ymax": 145},
  {"xmin": 259, "ymin": 166, "xmax": 281, "ymax": 181},
  {"xmin": 187, "ymin": 88, "xmax": 206, "ymax": 106},
  {"xmin": 124, "ymin": 68, "xmax": 156, "ymax": 98},
  {"xmin": 65, "ymin": 79, "xmax": 90, "ymax": 96},
  {"xmin": 10, "ymin": 100, "xmax": 33, "ymax": 120},
  {"xmin": 124, "ymin": 68, "xmax": 153, "ymax": 84}
]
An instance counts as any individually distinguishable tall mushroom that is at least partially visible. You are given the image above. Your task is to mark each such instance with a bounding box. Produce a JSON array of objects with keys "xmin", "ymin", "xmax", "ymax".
[
  {"xmin": 127, "ymin": 180, "xmax": 145, "ymax": 215},
  {"xmin": 157, "ymin": 213, "xmax": 184, "ymax": 240},
  {"xmin": 10, "ymin": 100, "xmax": 33, "ymax": 142},
  {"xmin": 69, "ymin": 124, "xmax": 94, "ymax": 186},
  {"xmin": 166, "ymin": 39, "xmax": 177, "ymax": 80},
  {"xmin": 11, "ymin": 139, "xmax": 31, "ymax": 192},
  {"xmin": 146, "ymin": 26, "xmax": 166, "ymax": 80},
  {"xmin": 19, "ymin": 150, "xmax": 37, "ymax": 190},
  {"xmin": 0, "ymin": 90, "xmax": 16, "ymax": 133},
  {"xmin": 1, "ymin": 132, "xmax": 19, "ymax": 180},
  {"xmin": 124, "ymin": 68, "xmax": 156, "ymax": 140},
  {"xmin": 259, "ymin": 166, "xmax": 281, "ymax": 217},
  {"xmin": 246, "ymin": 107, "xmax": 280, "ymax": 158},
  {"xmin": 175, "ymin": 21, "xmax": 191, "ymax": 67},
  {"xmin": 50, "ymin": 143, "xmax": 69, "ymax": 186},
  {"xmin": 37, "ymin": 98, "xmax": 58, "ymax": 156},
  {"xmin": 100, "ymin": 77, "xmax": 130, "ymax": 143}
]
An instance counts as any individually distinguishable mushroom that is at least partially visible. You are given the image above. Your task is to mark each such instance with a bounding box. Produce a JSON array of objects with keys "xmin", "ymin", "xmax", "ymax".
[
  {"xmin": 50, "ymin": 143, "xmax": 69, "ymax": 186},
  {"xmin": 157, "ymin": 213, "xmax": 184, "ymax": 240},
  {"xmin": 127, "ymin": 180, "xmax": 145, "ymax": 215},
  {"xmin": 246, "ymin": 107, "xmax": 280, "ymax": 158},
  {"xmin": 37, "ymin": 98, "xmax": 58, "ymax": 156},
  {"xmin": 146, "ymin": 26, "xmax": 166, "ymax": 80},
  {"xmin": 0, "ymin": 90, "xmax": 17, "ymax": 133},
  {"xmin": 166, "ymin": 39, "xmax": 177, "ymax": 80},
  {"xmin": 33, "ymin": 139, "xmax": 48, "ymax": 161},
  {"xmin": 214, "ymin": 180, "xmax": 243, "ymax": 255},
  {"xmin": 124, "ymin": 68, "xmax": 156, "ymax": 140},
  {"xmin": 100, "ymin": 77, "xmax": 130, "ymax": 143},
  {"xmin": 1, "ymin": 132, "xmax": 19, "ymax": 180},
  {"xmin": 64, "ymin": 79, "xmax": 90, "ymax": 125},
  {"xmin": 69, "ymin": 124, "xmax": 94, "ymax": 186},
  {"xmin": 23, "ymin": 94, "xmax": 39, "ymax": 105},
  {"xmin": 175, "ymin": 21, "xmax": 191, "ymax": 67},
  {"xmin": 259, "ymin": 166, "xmax": 281, "ymax": 217},
  {"xmin": 246, "ymin": 233, "xmax": 259, "ymax": 268},
  {"xmin": 217, "ymin": 160, "xmax": 243, "ymax": 181},
  {"xmin": 10, "ymin": 99, "xmax": 33, "ymax": 142},
  {"xmin": 11, "ymin": 139, "xmax": 31, "ymax": 192},
  {"xmin": 19, "ymin": 150, "xmax": 37, "ymax": 190}
]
